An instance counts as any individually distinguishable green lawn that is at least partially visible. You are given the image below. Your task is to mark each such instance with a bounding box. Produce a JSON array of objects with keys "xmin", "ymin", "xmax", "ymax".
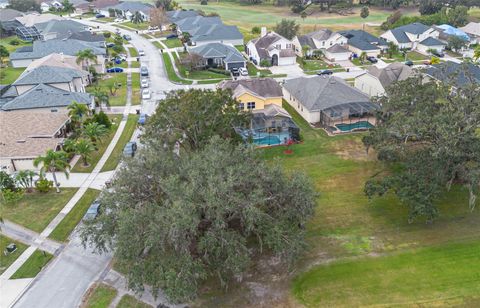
[
  {"xmin": 0, "ymin": 66, "xmax": 25, "ymax": 84},
  {"xmin": 117, "ymin": 295, "xmax": 152, "ymax": 308},
  {"xmin": 298, "ymin": 58, "xmax": 342, "ymax": 72},
  {"xmin": 162, "ymin": 38, "xmax": 183, "ymax": 48},
  {"xmin": 0, "ymin": 36, "xmax": 31, "ymax": 53},
  {"xmin": 175, "ymin": 53, "xmax": 231, "ymax": 80},
  {"xmin": 48, "ymin": 189, "xmax": 101, "ymax": 242},
  {"xmin": 293, "ymin": 240, "xmax": 480, "ymax": 307},
  {"xmin": 101, "ymin": 114, "xmax": 139, "ymax": 172},
  {"xmin": 11, "ymin": 250, "xmax": 53, "ymax": 279},
  {"xmin": 161, "ymin": 52, "xmax": 193, "ymax": 84},
  {"xmin": 246, "ymin": 62, "xmax": 271, "ymax": 76},
  {"xmin": 84, "ymin": 283, "xmax": 118, "ymax": 308},
  {"xmin": 235, "ymin": 45, "xmax": 245, "ymax": 52},
  {"xmin": 152, "ymin": 41, "xmax": 163, "ymax": 49},
  {"xmin": 71, "ymin": 115, "xmax": 122, "ymax": 173},
  {"xmin": 131, "ymin": 72, "xmax": 141, "ymax": 105},
  {"xmin": 382, "ymin": 51, "xmax": 428, "ymax": 63},
  {"xmin": 2, "ymin": 188, "xmax": 78, "ymax": 233},
  {"xmin": 0, "ymin": 235, "xmax": 28, "ymax": 275},
  {"xmin": 87, "ymin": 74, "xmax": 128, "ymax": 106},
  {"xmin": 128, "ymin": 47, "xmax": 138, "ymax": 57},
  {"xmin": 120, "ymin": 21, "xmax": 149, "ymax": 30},
  {"xmin": 131, "ymin": 61, "xmax": 140, "ymax": 68}
]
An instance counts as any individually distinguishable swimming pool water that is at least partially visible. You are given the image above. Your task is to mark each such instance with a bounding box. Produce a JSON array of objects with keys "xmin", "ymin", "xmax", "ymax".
[
  {"xmin": 255, "ymin": 136, "xmax": 282, "ymax": 145},
  {"xmin": 336, "ymin": 121, "xmax": 374, "ymax": 132}
]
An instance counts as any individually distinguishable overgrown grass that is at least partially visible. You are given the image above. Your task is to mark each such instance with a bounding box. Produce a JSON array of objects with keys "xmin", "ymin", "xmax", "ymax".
[
  {"xmin": 48, "ymin": 189, "xmax": 101, "ymax": 242},
  {"xmin": 161, "ymin": 52, "xmax": 193, "ymax": 84},
  {"xmin": 0, "ymin": 66, "xmax": 25, "ymax": 84},
  {"xmin": 71, "ymin": 115, "xmax": 122, "ymax": 173},
  {"xmin": 101, "ymin": 114, "xmax": 139, "ymax": 172},
  {"xmin": 0, "ymin": 235, "xmax": 28, "ymax": 275},
  {"xmin": 163, "ymin": 38, "xmax": 183, "ymax": 48},
  {"xmin": 117, "ymin": 295, "xmax": 152, "ymax": 308},
  {"xmin": 1, "ymin": 188, "xmax": 78, "ymax": 232},
  {"xmin": 83, "ymin": 283, "xmax": 118, "ymax": 308},
  {"xmin": 293, "ymin": 239, "xmax": 480, "ymax": 307},
  {"xmin": 11, "ymin": 250, "xmax": 53, "ymax": 279}
]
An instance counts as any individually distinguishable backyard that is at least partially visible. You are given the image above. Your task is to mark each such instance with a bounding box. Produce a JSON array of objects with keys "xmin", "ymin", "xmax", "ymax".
[{"xmin": 0, "ymin": 66, "xmax": 25, "ymax": 84}]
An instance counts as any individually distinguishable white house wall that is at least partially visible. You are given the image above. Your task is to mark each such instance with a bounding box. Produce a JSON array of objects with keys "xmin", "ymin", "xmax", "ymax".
[
  {"xmin": 354, "ymin": 74, "xmax": 385, "ymax": 97},
  {"xmin": 282, "ymin": 87, "xmax": 320, "ymax": 123}
]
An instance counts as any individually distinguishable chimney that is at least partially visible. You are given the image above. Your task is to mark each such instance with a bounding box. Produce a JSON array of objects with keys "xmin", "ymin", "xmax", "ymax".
[{"xmin": 261, "ymin": 27, "xmax": 267, "ymax": 37}]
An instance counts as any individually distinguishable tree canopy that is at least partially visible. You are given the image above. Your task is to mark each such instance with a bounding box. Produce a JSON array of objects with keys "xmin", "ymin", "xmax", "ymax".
[
  {"xmin": 363, "ymin": 71, "xmax": 480, "ymax": 222},
  {"xmin": 274, "ymin": 19, "xmax": 299, "ymax": 40},
  {"xmin": 7, "ymin": 0, "xmax": 40, "ymax": 12}
]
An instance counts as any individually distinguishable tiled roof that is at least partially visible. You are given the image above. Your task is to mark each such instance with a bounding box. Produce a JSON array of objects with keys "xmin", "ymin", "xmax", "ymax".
[
  {"xmin": 26, "ymin": 53, "xmax": 82, "ymax": 71},
  {"xmin": 219, "ymin": 78, "xmax": 283, "ymax": 99},
  {"xmin": 0, "ymin": 111, "xmax": 68, "ymax": 158},
  {"xmin": 107, "ymin": 1, "xmax": 153, "ymax": 16},
  {"xmin": 16, "ymin": 13, "xmax": 63, "ymax": 27},
  {"xmin": 190, "ymin": 43, "xmax": 244, "ymax": 63},
  {"xmin": 176, "ymin": 16, "xmax": 222, "ymax": 32},
  {"xmin": 1, "ymin": 83, "xmax": 92, "ymax": 111},
  {"xmin": 250, "ymin": 32, "xmax": 285, "ymax": 59},
  {"xmin": 0, "ymin": 8, "xmax": 23, "ymax": 22},
  {"xmin": 13, "ymin": 66, "xmax": 87, "ymax": 86}
]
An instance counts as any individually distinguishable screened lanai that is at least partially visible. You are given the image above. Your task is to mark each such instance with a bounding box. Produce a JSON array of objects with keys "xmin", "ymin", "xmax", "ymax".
[
  {"xmin": 16, "ymin": 26, "xmax": 42, "ymax": 41},
  {"xmin": 320, "ymin": 101, "xmax": 380, "ymax": 133}
]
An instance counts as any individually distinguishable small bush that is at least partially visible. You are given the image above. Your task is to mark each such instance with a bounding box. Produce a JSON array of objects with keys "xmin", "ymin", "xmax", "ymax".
[
  {"xmin": 9, "ymin": 39, "xmax": 20, "ymax": 46},
  {"xmin": 260, "ymin": 59, "xmax": 272, "ymax": 67},
  {"xmin": 35, "ymin": 179, "xmax": 53, "ymax": 193},
  {"xmin": 92, "ymin": 111, "xmax": 112, "ymax": 129},
  {"xmin": 103, "ymin": 32, "xmax": 112, "ymax": 38},
  {"xmin": 252, "ymin": 26, "xmax": 260, "ymax": 34},
  {"xmin": 1, "ymin": 188, "xmax": 24, "ymax": 204},
  {"xmin": 200, "ymin": 0, "xmax": 208, "ymax": 5},
  {"xmin": 207, "ymin": 68, "xmax": 230, "ymax": 76}
]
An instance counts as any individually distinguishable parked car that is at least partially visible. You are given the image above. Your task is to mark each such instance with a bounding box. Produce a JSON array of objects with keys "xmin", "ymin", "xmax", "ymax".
[
  {"xmin": 141, "ymin": 79, "xmax": 149, "ymax": 88},
  {"xmin": 118, "ymin": 54, "xmax": 127, "ymax": 61},
  {"xmin": 148, "ymin": 26, "xmax": 159, "ymax": 30},
  {"xmin": 138, "ymin": 49, "xmax": 145, "ymax": 56},
  {"xmin": 140, "ymin": 66, "xmax": 149, "ymax": 76},
  {"xmin": 114, "ymin": 18, "xmax": 123, "ymax": 23},
  {"xmin": 84, "ymin": 200, "xmax": 101, "ymax": 220},
  {"xmin": 431, "ymin": 50, "xmax": 445, "ymax": 57},
  {"xmin": 106, "ymin": 42, "xmax": 115, "ymax": 48},
  {"xmin": 404, "ymin": 60, "xmax": 414, "ymax": 66},
  {"xmin": 366, "ymin": 56, "xmax": 378, "ymax": 63},
  {"xmin": 166, "ymin": 34, "xmax": 178, "ymax": 39},
  {"xmin": 123, "ymin": 34, "xmax": 132, "ymax": 41},
  {"xmin": 95, "ymin": 14, "xmax": 105, "ymax": 18},
  {"xmin": 231, "ymin": 67, "xmax": 240, "ymax": 76},
  {"xmin": 123, "ymin": 141, "xmax": 137, "ymax": 157},
  {"xmin": 239, "ymin": 67, "xmax": 248, "ymax": 76},
  {"xmin": 107, "ymin": 67, "xmax": 124, "ymax": 73},
  {"xmin": 142, "ymin": 89, "xmax": 151, "ymax": 99},
  {"xmin": 317, "ymin": 69, "xmax": 333, "ymax": 75},
  {"xmin": 138, "ymin": 113, "xmax": 149, "ymax": 125}
]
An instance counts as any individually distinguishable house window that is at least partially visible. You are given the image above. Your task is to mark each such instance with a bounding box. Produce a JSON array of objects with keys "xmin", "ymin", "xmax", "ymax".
[
  {"xmin": 330, "ymin": 42, "xmax": 333, "ymax": 46},
  {"xmin": 238, "ymin": 103, "xmax": 245, "ymax": 110},
  {"xmin": 276, "ymin": 44, "xmax": 281, "ymax": 49},
  {"xmin": 247, "ymin": 102, "xmax": 256, "ymax": 110},
  {"xmin": 322, "ymin": 41, "xmax": 325, "ymax": 46}
]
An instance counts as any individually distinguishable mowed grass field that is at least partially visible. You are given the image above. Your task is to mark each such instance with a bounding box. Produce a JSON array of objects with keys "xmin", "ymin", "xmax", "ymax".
[{"xmin": 259, "ymin": 102, "xmax": 480, "ymax": 306}]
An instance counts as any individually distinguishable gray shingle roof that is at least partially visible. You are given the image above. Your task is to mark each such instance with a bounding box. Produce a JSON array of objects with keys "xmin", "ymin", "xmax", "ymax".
[
  {"xmin": 304, "ymin": 29, "xmax": 334, "ymax": 41},
  {"xmin": 365, "ymin": 62, "xmax": 413, "ymax": 88},
  {"xmin": 10, "ymin": 39, "xmax": 106, "ymax": 60},
  {"xmin": 390, "ymin": 22, "xmax": 431, "ymax": 43},
  {"xmin": 176, "ymin": 16, "xmax": 222, "ymax": 32},
  {"xmin": 419, "ymin": 36, "xmax": 446, "ymax": 46},
  {"xmin": 190, "ymin": 43, "xmax": 244, "ymax": 63},
  {"xmin": 297, "ymin": 35, "xmax": 316, "ymax": 49},
  {"xmin": 166, "ymin": 10, "xmax": 199, "ymax": 23},
  {"xmin": 13, "ymin": 66, "xmax": 87, "ymax": 86},
  {"xmin": 283, "ymin": 76, "xmax": 372, "ymax": 112},
  {"xmin": 339, "ymin": 30, "xmax": 387, "ymax": 51},
  {"xmin": 1, "ymin": 83, "xmax": 92, "ymax": 111},
  {"xmin": 425, "ymin": 61, "xmax": 480, "ymax": 88},
  {"xmin": 34, "ymin": 19, "xmax": 86, "ymax": 39},
  {"xmin": 0, "ymin": 8, "xmax": 23, "ymax": 22},
  {"xmin": 219, "ymin": 78, "xmax": 283, "ymax": 98},
  {"xmin": 250, "ymin": 32, "xmax": 285, "ymax": 59},
  {"xmin": 190, "ymin": 24, "xmax": 243, "ymax": 42},
  {"xmin": 326, "ymin": 44, "xmax": 349, "ymax": 53},
  {"xmin": 108, "ymin": 1, "xmax": 153, "ymax": 16}
]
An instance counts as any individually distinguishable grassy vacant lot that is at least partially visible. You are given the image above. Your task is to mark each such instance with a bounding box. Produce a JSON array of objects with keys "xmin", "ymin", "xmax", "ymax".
[
  {"xmin": 293, "ymin": 240, "xmax": 480, "ymax": 307},
  {"xmin": 71, "ymin": 115, "xmax": 122, "ymax": 173},
  {"xmin": 11, "ymin": 250, "xmax": 53, "ymax": 279},
  {"xmin": 161, "ymin": 52, "xmax": 193, "ymax": 84},
  {"xmin": 87, "ymin": 73, "xmax": 128, "ymax": 106},
  {"xmin": 0, "ymin": 235, "xmax": 28, "ymax": 275},
  {"xmin": 83, "ymin": 283, "xmax": 118, "ymax": 308},
  {"xmin": 117, "ymin": 295, "xmax": 152, "ymax": 308},
  {"xmin": 2, "ymin": 188, "xmax": 77, "ymax": 233},
  {"xmin": 49, "ymin": 189, "xmax": 101, "ymax": 242},
  {"xmin": 101, "ymin": 114, "xmax": 139, "ymax": 172},
  {"xmin": 163, "ymin": 38, "xmax": 183, "ymax": 48},
  {"xmin": 256, "ymin": 101, "xmax": 480, "ymax": 306},
  {"xmin": 131, "ymin": 72, "xmax": 141, "ymax": 105},
  {"xmin": 0, "ymin": 66, "xmax": 25, "ymax": 84}
]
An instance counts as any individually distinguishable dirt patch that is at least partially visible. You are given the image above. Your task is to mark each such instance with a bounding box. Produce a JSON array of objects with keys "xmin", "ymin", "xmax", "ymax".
[{"xmin": 331, "ymin": 138, "xmax": 376, "ymax": 161}]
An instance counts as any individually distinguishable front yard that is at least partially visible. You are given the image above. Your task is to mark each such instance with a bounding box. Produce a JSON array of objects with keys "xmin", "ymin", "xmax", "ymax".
[
  {"xmin": 0, "ymin": 235, "xmax": 28, "ymax": 275},
  {"xmin": 1, "ymin": 188, "xmax": 78, "ymax": 233},
  {"xmin": 87, "ymin": 74, "xmax": 128, "ymax": 106},
  {"xmin": 131, "ymin": 72, "xmax": 141, "ymax": 105},
  {"xmin": 119, "ymin": 21, "xmax": 149, "ymax": 30},
  {"xmin": 11, "ymin": 250, "xmax": 53, "ymax": 279},
  {"xmin": 382, "ymin": 50, "xmax": 429, "ymax": 63},
  {"xmin": 71, "ymin": 115, "xmax": 122, "ymax": 173},
  {"xmin": 298, "ymin": 58, "xmax": 343, "ymax": 72},
  {"xmin": 162, "ymin": 38, "xmax": 183, "ymax": 49},
  {"xmin": 161, "ymin": 52, "xmax": 193, "ymax": 85}
]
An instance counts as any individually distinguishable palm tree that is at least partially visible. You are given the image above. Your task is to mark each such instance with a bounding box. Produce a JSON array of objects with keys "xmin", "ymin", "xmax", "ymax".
[
  {"xmin": 430, "ymin": 56, "xmax": 441, "ymax": 64},
  {"xmin": 474, "ymin": 45, "xmax": 480, "ymax": 62},
  {"xmin": 76, "ymin": 49, "xmax": 98, "ymax": 70},
  {"xmin": 15, "ymin": 170, "xmax": 37, "ymax": 192},
  {"xmin": 83, "ymin": 122, "xmax": 109, "ymax": 148},
  {"xmin": 61, "ymin": 0, "xmax": 74, "ymax": 13},
  {"xmin": 359, "ymin": 51, "xmax": 367, "ymax": 64},
  {"xmin": 75, "ymin": 139, "xmax": 95, "ymax": 166},
  {"xmin": 67, "ymin": 102, "xmax": 89, "ymax": 130},
  {"xmin": 131, "ymin": 11, "xmax": 144, "ymax": 24},
  {"xmin": 387, "ymin": 41, "xmax": 398, "ymax": 59},
  {"xmin": 34, "ymin": 150, "xmax": 70, "ymax": 193},
  {"xmin": 91, "ymin": 86, "xmax": 110, "ymax": 110}
]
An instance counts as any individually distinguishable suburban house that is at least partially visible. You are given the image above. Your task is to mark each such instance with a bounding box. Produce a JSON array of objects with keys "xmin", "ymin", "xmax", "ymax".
[
  {"xmin": 218, "ymin": 78, "xmax": 283, "ymax": 111},
  {"xmin": 0, "ymin": 8, "xmax": 23, "ymax": 36},
  {"xmin": 76, "ymin": 0, "xmax": 119, "ymax": 16},
  {"xmin": 16, "ymin": 13, "xmax": 63, "ymax": 27},
  {"xmin": 33, "ymin": 19, "xmax": 90, "ymax": 40},
  {"xmin": 174, "ymin": 16, "xmax": 243, "ymax": 46},
  {"xmin": 166, "ymin": 10, "xmax": 199, "ymax": 24},
  {"xmin": 0, "ymin": 83, "xmax": 94, "ymax": 112},
  {"xmin": 106, "ymin": 1, "xmax": 154, "ymax": 21},
  {"xmin": 246, "ymin": 29, "xmax": 296, "ymax": 66},
  {"xmin": 12, "ymin": 66, "xmax": 90, "ymax": 95},
  {"xmin": 460, "ymin": 22, "xmax": 480, "ymax": 44},
  {"xmin": 9, "ymin": 38, "xmax": 107, "ymax": 72},
  {"xmin": 292, "ymin": 29, "xmax": 348, "ymax": 57},
  {"xmin": 69, "ymin": 0, "xmax": 91, "ymax": 14},
  {"xmin": 424, "ymin": 61, "xmax": 480, "ymax": 88},
  {"xmin": 189, "ymin": 43, "xmax": 246, "ymax": 71},
  {"xmin": 435, "ymin": 24, "xmax": 470, "ymax": 43},
  {"xmin": 338, "ymin": 30, "xmax": 387, "ymax": 57},
  {"xmin": 380, "ymin": 22, "xmax": 443, "ymax": 52},
  {"xmin": 0, "ymin": 111, "xmax": 70, "ymax": 174},
  {"xmin": 40, "ymin": 0, "xmax": 64, "ymax": 12},
  {"xmin": 283, "ymin": 76, "xmax": 379, "ymax": 133},
  {"xmin": 324, "ymin": 44, "xmax": 351, "ymax": 62},
  {"xmin": 355, "ymin": 62, "xmax": 414, "ymax": 97},
  {"xmin": 26, "ymin": 53, "xmax": 83, "ymax": 71},
  {"xmin": 219, "ymin": 78, "xmax": 299, "ymax": 146}
]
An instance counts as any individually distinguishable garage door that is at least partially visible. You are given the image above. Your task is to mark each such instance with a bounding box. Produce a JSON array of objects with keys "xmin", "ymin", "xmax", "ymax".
[{"xmin": 226, "ymin": 61, "xmax": 245, "ymax": 70}]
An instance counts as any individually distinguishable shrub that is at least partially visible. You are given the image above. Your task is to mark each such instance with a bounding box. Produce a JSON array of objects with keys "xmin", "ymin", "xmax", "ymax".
[
  {"xmin": 200, "ymin": 0, "xmax": 208, "ymax": 5},
  {"xmin": 35, "ymin": 178, "xmax": 53, "ymax": 193},
  {"xmin": 260, "ymin": 59, "xmax": 272, "ymax": 67},
  {"xmin": 207, "ymin": 68, "xmax": 230, "ymax": 75},
  {"xmin": 92, "ymin": 111, "xmax": 112, "ymax": 129},
  {"xmin": 1, "ymin": 188, "xmax": 24, "ymax": 204},
  {"xmin": 251, "ymin": 26, "xmax": 260, "ymax": 34},
  {"xmin": 9, "ymin": 39, "xmax": 20, "ymax": 45},
  {"xmin": 0, "ymin": 171, "xmax": 16, "ymax": 191},
  {"xmin": 103, "ymin": 32, "xmax": 111, "ymax": 38}
]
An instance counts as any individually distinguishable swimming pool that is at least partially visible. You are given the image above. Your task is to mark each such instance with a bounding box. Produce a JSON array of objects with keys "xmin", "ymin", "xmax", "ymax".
[
  {"xmin": 255, "ymin": 135, "xmax": 282, "ymax": 145},
  {"xmin": 336, "ymin": 121, "xmax": 374, "ymax": 132}
]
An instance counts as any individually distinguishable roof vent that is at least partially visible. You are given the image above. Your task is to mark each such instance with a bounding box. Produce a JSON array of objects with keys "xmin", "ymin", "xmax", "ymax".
[{"xmin": 16, "ymin": 139, "xmax": 26, "ymax": 143}]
